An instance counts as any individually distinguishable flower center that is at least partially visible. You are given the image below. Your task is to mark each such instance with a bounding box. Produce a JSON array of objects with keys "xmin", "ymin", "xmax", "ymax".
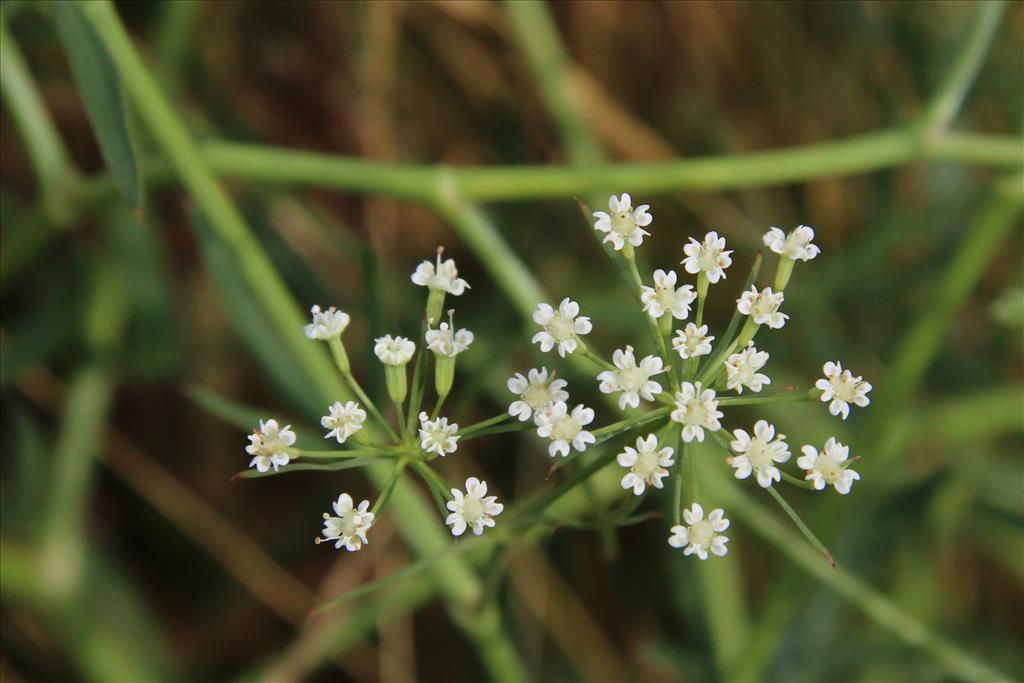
[
  {"xmin": 816, "ymin": 454, "xmax": 842, "ymax": 483},
  {"xmin": 461, "ymin": 497, "xmax": 484, "ymax": 523},
  {"xmin": 745, "ymin": 440, "xmax": 773, "ymax": 472},
  {"xmin": 611, "ymin": 212, "xmax": 635, "ymax": 236},
  {"xmin": 833, "ymin": 377, "xmax": 859, "ymax": 402},
  {"xmin": 689, "ymin": 520, "xmax": 715, "ymax": 550},
  {"xmin": 619, "ymin": 366, "xmax": 647, "ymax": 392},
  {"xmin": 326, "ymin": 514, "xmax": 356, "ymax": 539},
  {"xmin": 685, "ymin": 402, "xmax": 707, "ymax": 426},
  {"xmin": 548, "ymin": 314, "xmax": 575, "ymax": 340},
  {"xmin": 551, "ymin": 416, "xmax": 581, "ymax": 442},
  {"xmin": 697, "ymin": 247, "xmax": 720, "ymax": 271},
  {"xmin": 522, "ymin": 383, "xmax": 552, "ymax": 408},
  {"xmin": 634, "ymin": 450, "xmax": 662, "ymax": 480}
]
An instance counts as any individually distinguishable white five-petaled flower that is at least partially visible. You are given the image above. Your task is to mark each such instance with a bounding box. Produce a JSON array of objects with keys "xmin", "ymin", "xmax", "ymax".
[
  {"xmin": 617, "ymin": 434, "xmax": 675, "ymax": 495},
  {"xmin": 591, "ymin": 193, "xmax": 652, "ymax": 251},
  {"xmin": 303, "ymin": 305, "xmax": 350, "ymax": 340},
  {"xmin": 597, "ymin": 345, "xmax": 665, "ymax": 410},
  {"xmin": 411, "ymin": 251, "xmax": 469, "ymax": 295},
  {"xmin": 670, "ymin": 381, "xmax": 723, "ymax": 443},
  {"xmin": 374, "ymin": 335, "xmax": 416, "ymax": 366},
  {"xmin": 321, "ymin": 401, "xmax": 366, "ymax": 443},
  {"xmin": 507, "ymin": 368, "xmax": 569, "ymax": 422},
  {"xmin": 246, "ymin": 419, "xmax": 296, "ymax": 472},
  {"xmin": 682, "ymin": 231, "xmax": 733, "ymax": 283},
  {"xmin": 725, "ymin": 342, "xmax": 771, "ymax": 393},
  {"xmin": 534, "ymin": 401, "xmax": 595, "ymax": 457},
  {"xmin": 797, "ymin": 437, "xmax": 861, "ymax": 494},
  {"xmin": 668, "ymin": 504, "xmax": 730, "ymax": 559},
  {"xmin": 737, "ymin": 285, "xmax": 788, "ymax": 329},
  {"xmin": 320, "ymin": 493, "xmax": 374, "ymax": 551},
  {"xmin": 640, "ymin": 269, "xmax": 696, "ymax": 320},
  {"xmin": 532, "ymin": 298, "xmax": 592, "ymax": 357},
  {"xmin": 672, "ymin": 323, "xmax": 715, "ymax": 359},
  {"xmin": 425, "ymin": 321, "xmax": 474, "ymax": 357},
  {"xmin": 763, "ymin": 225, "xmax": 820, "ymax": 261},
  {"xmin": 446, "ymin": 477, "xmax": 504, "ymax": 536},
  {"xmin": 418, "ymin": 412, "xmax": 460, "ymax": 456},
  {"xmin": 815, "ymin": 361, "xmax": 872, "ymax": 420},
  {"xmin": 728, "ymin": 420, "xmax": 791, "ymax": 488}
]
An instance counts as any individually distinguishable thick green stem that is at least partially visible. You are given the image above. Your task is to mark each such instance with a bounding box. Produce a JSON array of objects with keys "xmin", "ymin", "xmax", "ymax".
[{"xmin": 196, "ymin": 129, "xmax": 1021, "ymax": 203}]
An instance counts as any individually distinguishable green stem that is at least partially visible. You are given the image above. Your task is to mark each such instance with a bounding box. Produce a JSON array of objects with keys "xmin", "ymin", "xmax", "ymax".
[
  {"xmin": 578, "ymin": 345, "xmax": 616, "ymax": 372},
  {"xmin": 412, "ymin": 461, "xmax": 452, "ymax": 518},
  {"xmin": 765, "ymin": 486, "xmax": 834, "ymax": 566},
  {"xmin": 920, "ymin": 0, "xmax": 1007, "ymax": 136},
  {"xmin": 430, "ymin": 393, "xmax": 448, "ymax": 421},
  {"xmin": 461, "ymin": 413, "xmax": 515, "ymax": 438},
  {"xmin": 672, "ymin": 440, "xmax": 685, "ymax": 526},
  {"xmin": 371, "ymin": 459, "xmax": 409, "ymax": 517},
  {"xmin": 780, "ymin": 471, "xmax": 815, "ymax": 490},
  {"xmin": 394, "ymin": 401, "xmax": 411, "ymax": 442},
  {"xmin": 293, "ymin": 448, "xmax": 393, "ymax": 459},
  {"xmin": 406, "ymin": 318, "xmax": 429, "ymax": 435},
  {"xmin": 0, "ymin": 17, "xmax": 79, "ymax": 222},
  {"xmin": 196, "ymin": 129, "xmax": 1022, "ymax": 204},
  {"xmin": 717, "ymin": 390, "xmax": 816, "ymax": 406}
]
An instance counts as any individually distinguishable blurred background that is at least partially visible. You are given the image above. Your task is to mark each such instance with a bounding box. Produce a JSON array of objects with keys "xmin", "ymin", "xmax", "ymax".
[{"xmin": 1, "ymin": 1, "xmax": 1022, "ymax": 681}]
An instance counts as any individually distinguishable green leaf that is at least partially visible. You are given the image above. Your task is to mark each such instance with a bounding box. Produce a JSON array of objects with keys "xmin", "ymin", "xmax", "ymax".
[{"xmin": 54, "ymin": 1, "xmax": 141, "ymax": 209}]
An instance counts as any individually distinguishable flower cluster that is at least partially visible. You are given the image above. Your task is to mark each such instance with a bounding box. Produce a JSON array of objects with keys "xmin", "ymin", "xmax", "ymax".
[
  {"xmin": 242, "ymin": 248, "xmax": 507, "ymax": 553},
  {"xmin": 237, "ymin": 194, "xmax": 874, "ymax": 571},
  {"xmin": 511, "ymin": 196, "xmax": 872, "ymax": 559}
]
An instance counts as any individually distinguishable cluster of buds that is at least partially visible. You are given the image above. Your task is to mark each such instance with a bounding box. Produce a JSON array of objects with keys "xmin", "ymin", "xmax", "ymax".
[{"xmin": 244, "ymin": 248, "xmax": 507, "ymax": 551}]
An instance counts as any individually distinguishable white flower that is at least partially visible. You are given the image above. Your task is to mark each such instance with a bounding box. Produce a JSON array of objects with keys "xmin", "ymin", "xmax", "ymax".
[
  {"xmin": 617, "ymin": 434, "xmax": 675, "ymax": 495},
  {"xmin": 725, "ymin": 342, "xmax": 771, "ymax": 393},
  {"xmin": 411, "ymin": 251, "xmax": 469, "ymax": 295},
  {"xmin": 682, "ymin": 231, "xmax": 733, "ymax": 283},
  {"xmin": 507, "ymin": 367, "xmax": 569, "ymax": 422},
  {"xmin": 736, "ymin": 285, "xmax": 788, "ymax": 329},
  {"xmin": 303, "ymin": 305, "xmax": 350, "ymax": 340},
  {"xmin": 320, "ymin": 493, "xmax": 374, "ymax": 551},
  {"xmin": 670, "ymin": 382, "xmax": 723, "ymax": 443},
  {"xmin": 246, "ymin": 419, "xmax": 296, "ymax": 472},
  {"xmin": 591, "ymin": 193, "xmax": 652, "ymax": 251},
  {"xmin": 797, "ymin": 437, "xmax": 861, "ymax": 494},
  {"xmin": 532, "ymin": 298, "xmax": 592, "ymax": 357},
  {"xmin": 668, "ymin": 504, "xmax": 730, "ymax": 559},
  {"xmin": 446, "ymin": 477, "xmax": 504, "ymax": 536},
  {"xmin": 763, "ymin": 225, "xmax": 820, "ymax": 261},
  {"xmin": 815, "ymin": 361, "xmax": 872, "ymax": 420},
  {"xmin": 534, "ymin": 401, "xmax": 595, "ymax": 457},
  {"xmin": 640, "ymin": 269, "xmax": 695, "ymax": 320},
  {"xmin": 374, "ymin": 334, "xmax": 416, "ymax": 366},
  {"xmin": 672, "ymin": 323, "xmax": 714, "ymax": 359},
  {"xmin": 597, "ymin": 345, "xmax": 664, "ymax": 410},
  {"xmin": 321, "ymin": 401, "xmax": 366, "ymax": 443},
  {"xmin": 418, "ymin": 412, "xmax": 459, "ymax": 456},
  {"xmin": 728, "ymin": 420, "xmax": 791, "ymax": 488},
  {"xmin": 425, "ymin": 321, "xmax": 474, "ymax": 357}
]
